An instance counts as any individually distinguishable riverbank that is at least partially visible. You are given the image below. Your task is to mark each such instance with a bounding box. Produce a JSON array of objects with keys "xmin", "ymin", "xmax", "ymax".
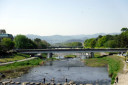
[
  {"xmin": 0, "ymin": 52, "xmax": 59, "ymax": 80},
  {"xmin": 84, "ymin": 55, "xmax": 124, "ymax": 84},
  {"xmin": 0, "ymin": 58, "xmax": 43, "ymax": 80},
  {"xmin": 64, "ymin": 55, "xmax": 76, "ymax": 58},
  {"xmin": 0, "ymin": 53, "xmax": 29, "ymax": 63},
  {"xmin": 0, "ymin": 57, "xmax": 36, "ymax": 66},
  {"xmin": 113, "ymin": 56, "xmax": 128, "ymax": 85}
]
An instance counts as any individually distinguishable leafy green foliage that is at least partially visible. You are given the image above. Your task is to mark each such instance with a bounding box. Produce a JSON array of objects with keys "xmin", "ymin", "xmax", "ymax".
[
  {"xmin": 1, "ymin": 38, "xmax": 14, "ymax": 52},
  {"xmin": 14, "ymin": 35, "xmax": 37, "ymax": 49},
  {"xmin": 84, "ymin": 38, "xmax": 95, "ymax": 48},
  {"xmin": 64, "ymin": 55, "xmax": 76, "ymax": 58},
  {"xmin": 84, "ymin": 28, "xmax": 128, "ymax": 48},
  {"xmin": 96, "ymin": 36, "xmax": 107, "ymax": 47},
  {"xmin": 104, "ymin": 40, "xmax": 116, "ymax": 48},
  {"xmin": 66, "ymin": 42, "xmax": 82, "ymax": 47},
  {"xmin": 121, "ymin": 27, "xmax": 128, "ymax": 32},
  {"xmin": 34, "ymin": 38, "xmax": 50, "ymax": 49}
]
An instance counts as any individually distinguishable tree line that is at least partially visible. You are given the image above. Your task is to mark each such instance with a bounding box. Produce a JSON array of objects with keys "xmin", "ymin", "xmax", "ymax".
[
  {"xmin": 53, "ymin": 42, "xmax": 83, "ymax": 47},
  {"xmin": 0, "ymin": 35, "xmax": 50, "ymax": 54},
  {"xmin": 84, "ymin": 28, "xmax": 128, "ymax": 48}
]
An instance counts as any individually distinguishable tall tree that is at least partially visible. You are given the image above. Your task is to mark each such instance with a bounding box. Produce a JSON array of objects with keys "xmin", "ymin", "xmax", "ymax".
[
  {"xmin": 90, "ymin": 39, "xmax": 96, "ymax": 48},
  {"xmin": 14, "ymin": 35, "xmax": 37, "ymax": 49},
  {"xmin": 84, "ymin": 38, "xmax": 96, "ymax": 48},
  {"xmin": 121, "ymin": 28, "xmax": 128, "ymax": 32},
  {"xmin": 1, "ymin": 38, "xmax": 14, "ymax": 51},
  {"xmin": 34, "ymin": 38, "xmax": 50, "ymax": 49},
  {"xmin": 96, "ymin": 36, "xmax": 107, "ymax": 47},
  {"xmin": 14, "ymin": 35, "xmax": 28, "ymax": 49},
  {"xmin": 34, "ymin": 38, "xmax": 41, "ymax": 44},
  {"xmin": 66, "ymin": 42, "xmax": 82, "ymax": 47}
]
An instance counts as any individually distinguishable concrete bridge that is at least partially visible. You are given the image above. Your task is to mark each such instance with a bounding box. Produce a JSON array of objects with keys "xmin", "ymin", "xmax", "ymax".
[
  {"xmin": 47, "ymin": 46, "xmax": 83, "ymax": 49},
  {"xmin": 16, "ymin": 48, "xmax": 128, "ymax": 58}
]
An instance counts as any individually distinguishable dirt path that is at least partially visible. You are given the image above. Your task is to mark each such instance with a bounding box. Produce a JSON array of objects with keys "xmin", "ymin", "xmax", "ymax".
[{"xmin": 114, "ymin": 61, "xmax": 128, "ymax": 85}]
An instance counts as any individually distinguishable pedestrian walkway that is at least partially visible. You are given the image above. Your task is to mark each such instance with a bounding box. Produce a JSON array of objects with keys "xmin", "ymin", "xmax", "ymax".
[{"xmin": 114, "ymin": 61, "xmax": 128, "ymax": 85}]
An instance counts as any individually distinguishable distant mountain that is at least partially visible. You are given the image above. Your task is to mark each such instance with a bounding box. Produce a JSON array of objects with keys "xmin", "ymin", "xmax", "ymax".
[{"xmin": 26, "ymin": 33, "xmax": 119, "ymax": 44}]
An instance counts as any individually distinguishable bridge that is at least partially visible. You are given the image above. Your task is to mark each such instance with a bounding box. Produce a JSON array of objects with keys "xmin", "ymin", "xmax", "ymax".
[
  {"xmin": 47, "ymin": 46, "xmax": 83, "ymax": 49},
  {"xmin": 16, "ymin": 48, "xmax": 128, "ymax": 58}
]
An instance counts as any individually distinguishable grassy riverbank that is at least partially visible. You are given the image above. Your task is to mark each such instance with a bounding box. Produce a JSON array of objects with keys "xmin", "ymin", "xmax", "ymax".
[
  {"xmin": 64, "ymin": 55, "xmax": 76, "ymax": 58},
  {"xmin": 0, "ymin": 53, "xmax": 29, "ymax": 63},
  {"xmin": 85, "ymin": 55, "xmax": 124, "ymax": 84},
  {"xmin": 0, "ymin": 58, "xmax": 43, "ymax": 79}
]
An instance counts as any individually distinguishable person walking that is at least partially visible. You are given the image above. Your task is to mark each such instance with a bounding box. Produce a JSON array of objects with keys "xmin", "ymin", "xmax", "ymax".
[{"xmin": 116, "ymin": 76, "xmax": 118, "ymax": 83}]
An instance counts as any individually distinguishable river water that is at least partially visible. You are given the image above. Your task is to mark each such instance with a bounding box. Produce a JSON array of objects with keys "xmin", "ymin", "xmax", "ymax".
[{"xmin": 11, "ymin": 57, "xmax": 111, "ymax": 84}]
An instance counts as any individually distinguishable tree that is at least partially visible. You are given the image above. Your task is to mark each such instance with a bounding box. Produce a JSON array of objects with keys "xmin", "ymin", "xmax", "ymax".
[
  {"xmin": 1, "ymin": 38, "xmax": 14, "ymax": 51},
  {"xmin": 90, "ymin": 39, "xmax": 96, "ymax": 48},
  {"xmin": 117, "ymin": 31, "xmax": 128, "ymax": 48},
  {"xmin": 34, "ymin": 38, "xmax": 41, "ymax": 44},
  {"xmin": 121, "ymin": 28, "xmax": 128, "ymax": 32},
  {"xmin": 34, "ymin": 38, "xmax": 50, "ymax": 49},
  {"xmin": 66, "ymin": 42, "xmax": 82, "ymax": 47},
  {"xmin": 96, "ymin": 36, "xmax": 107, "ymax": 47},
  {"xmin": 41, "ymin": 40, "xmax": 50, "ymax": 48},
  {"xmin": 14, "ymin": 35, "xmax": 28, "ymax": 49},
  {"xmin": 0, "ymin": 44, "xmax": 2, "ymax": 53},
  {"xmin": 27, "ymin": 39, "xmax": 37, "ymax": 49},
  {"xmin": 104, "ymin": 40, "xmax": 116, "ymax": 48},
  {"xmin": 14, "ymin": 35, "xmax": 37, "ymax": 49},
  {"xmin": 84, "ymin": 38, "xmax": 96, "ymax": 48}
]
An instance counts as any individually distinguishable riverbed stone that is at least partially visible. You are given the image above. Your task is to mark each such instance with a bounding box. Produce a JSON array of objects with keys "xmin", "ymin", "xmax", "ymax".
[
  {"xmin": 35, "ymin": 82, "xmax": 40, "ymax": 85},
  {"xmin": 22, "ymin": 82, "xmax": 30, "ymax": 85},
  {"xmin": 57, "ymin": 83, "xmax": 61, "ymax": 85},
  {"xmin": 2, "ymin": 81, "xmax": 10, "ymax": 85},
  {"xmin": 30, "ymin": 82, "xmax": 35, "ymax": 85},
  {"xmin": 79, "ymin": 84, "xmax": 83, "ymax": 85},
  {"xmin": 68, "ymin": 81, "xmax": 74, "ymax": 84},
  {"xmin": 15, "ymin": 82, "xmax": 21, "ymax": 85},
  {"xmin": 64, "ymin": 83, "xmax": 68, "ymax": 85},
  {"xmin": 85, "ymin": 84, "xmax": 93, "ymax": 85}
]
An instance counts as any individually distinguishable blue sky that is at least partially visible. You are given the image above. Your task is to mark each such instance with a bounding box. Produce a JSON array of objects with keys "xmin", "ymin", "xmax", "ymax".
[{"xmin": 0, "ymin": 0, "xmax": 128, "ymax": 36}]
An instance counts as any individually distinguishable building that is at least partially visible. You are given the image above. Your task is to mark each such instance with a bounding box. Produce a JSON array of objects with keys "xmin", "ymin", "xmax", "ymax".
[
  {"xmin": 0, "ymin": 29, "xmax": 6, "ymax": 34},
  {"xmin": 0, "ymin": 29, "xmax": 13, "ymax": 41},
  {"xmin": 0, "ymin": 34, "xmax": 13, "ymax": 41}
]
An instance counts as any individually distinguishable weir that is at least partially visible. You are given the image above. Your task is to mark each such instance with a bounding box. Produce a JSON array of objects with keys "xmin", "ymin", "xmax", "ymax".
[{"xmin": 0, "ymin": 80, "xmax": 110, "ymax": 85}]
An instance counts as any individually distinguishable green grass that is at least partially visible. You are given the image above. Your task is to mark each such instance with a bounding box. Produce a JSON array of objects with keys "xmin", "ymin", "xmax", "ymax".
[
  {"xmin": 94, "ymin": 52, "xmax": 101, "ymax": 58},
  {"xmin": 85, "ymin": 58, "xmax": 108, "ymax": 67},
  {"xmin": 41, "ymin": 53, "xmax": 47, "ymax": 58},
  {"xmin": 0, "ymin": 58, "xmax": 43, "ymax": 72},
  {"xmin": 0, "ymin": 53, "xmax": 30, "ymax": 63},
  {"xmin": 64, "ymin": 55, "xmax": 76, "ymax": 58},
  {"xmin": 85, "ymin": 55, "xmax": 124, "ymax": 84}
]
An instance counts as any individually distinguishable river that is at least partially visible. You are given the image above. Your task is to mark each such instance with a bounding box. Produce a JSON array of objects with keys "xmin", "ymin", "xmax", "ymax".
[{"xmin": 11, "ymin": 57, "xmax": 111, "ymax": 84}]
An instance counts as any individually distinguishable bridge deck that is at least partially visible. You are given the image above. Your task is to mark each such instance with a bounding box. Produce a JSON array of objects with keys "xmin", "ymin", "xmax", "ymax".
[{"xmin": 16, "ymin": 48, "xmax": 128, "ymax": 53}]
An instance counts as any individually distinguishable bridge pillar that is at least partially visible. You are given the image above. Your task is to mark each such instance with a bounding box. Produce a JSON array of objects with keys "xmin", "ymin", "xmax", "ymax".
[
  {"xmin": 47, "ymin": 53, "xmax": 53, "ymax": 58},
  {"xmin": 90, "ymin": 52, "xmax": 94, "ymax": 58}
]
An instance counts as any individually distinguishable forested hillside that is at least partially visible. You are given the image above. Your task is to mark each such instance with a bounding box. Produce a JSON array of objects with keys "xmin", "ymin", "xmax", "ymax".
[{"xmin": 84, "ymin": 28, "xmax": 128, "ymax": 48}]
